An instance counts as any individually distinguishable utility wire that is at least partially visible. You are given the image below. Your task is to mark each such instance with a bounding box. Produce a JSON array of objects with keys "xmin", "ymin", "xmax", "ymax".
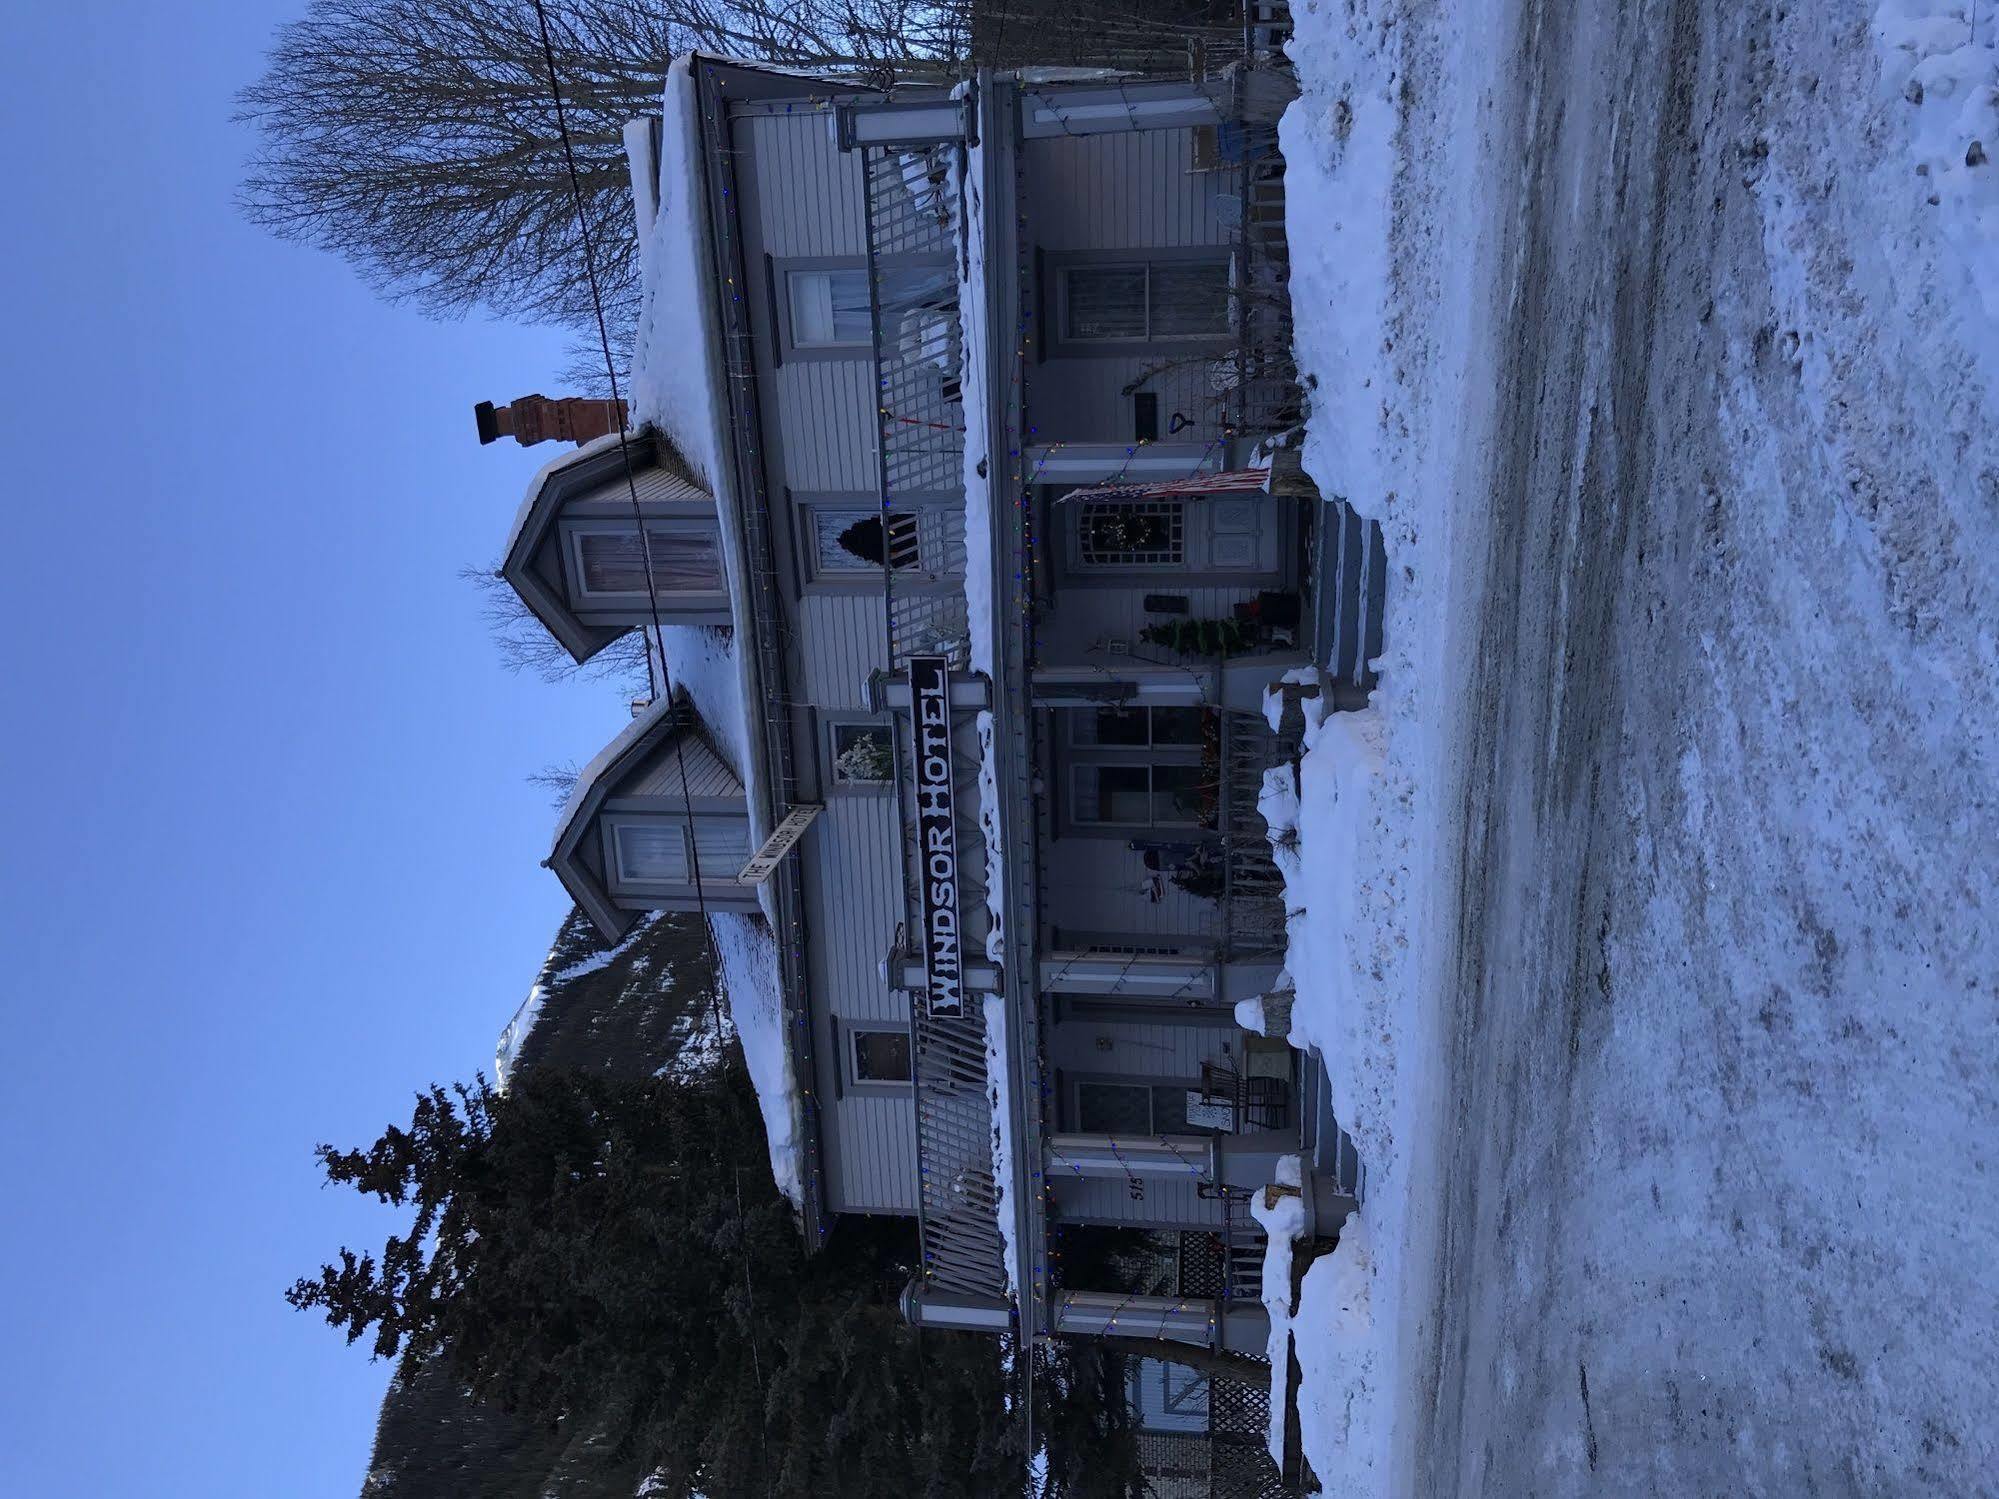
[{"xmin": 529, "ymin": 0, "xmax": 727, "ymax": 1041}]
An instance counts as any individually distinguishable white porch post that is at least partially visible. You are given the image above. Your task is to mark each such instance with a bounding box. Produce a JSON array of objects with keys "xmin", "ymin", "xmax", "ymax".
[
  {"xmin": 1039, "ymin": 952, "xmax": 1216, "ymax": 1001},
  {"xmin": 1046, "ymin": 1131, "xmax": 1358, "ymax": 1235},
  {"xmin": 1054, "ymin": 1291, "xmax": 1269, "ymax": 1355},
  {"xmin": 1018, "ymin": 83, "xmax": 1225, "ymax": 138}
]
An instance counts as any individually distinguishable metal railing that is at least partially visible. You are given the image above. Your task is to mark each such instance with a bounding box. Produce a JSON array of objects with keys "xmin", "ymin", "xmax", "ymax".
[
  {"xmin": 865, "ymin": 141, "xmax": 972, "ymax": 669},
  {"xmin": 887, "ymin": 684, "xmax": 1008, "ymax": 1302},
  {"xmin": 1219, "ymin": 710, "xmax": 1293, "ymax": 960}
]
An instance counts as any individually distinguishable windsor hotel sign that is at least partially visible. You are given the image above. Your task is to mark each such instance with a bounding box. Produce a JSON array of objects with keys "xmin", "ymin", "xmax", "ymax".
[{"xmin": 909, "ymin": 656, "xmax": 965, "ymax": 1018}]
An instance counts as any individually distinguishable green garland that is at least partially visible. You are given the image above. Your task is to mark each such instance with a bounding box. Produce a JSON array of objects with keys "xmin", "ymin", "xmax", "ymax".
[{"xmin": 1139, "ymin": 615, "xmax": 1255, "ymax": 657}]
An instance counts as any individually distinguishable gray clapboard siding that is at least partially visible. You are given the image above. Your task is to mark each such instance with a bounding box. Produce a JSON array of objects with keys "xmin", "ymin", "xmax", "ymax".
[
  {"xmin": 1022, "ymin": 129, "xmax": 1227, "ymax": 253},
  {"xmin": 1047, "ymin": 1015, "xmax": 1238, "ymax": 1229},
  {"xmin": 625, "ymin": 731, "xmax": 742, "ymax": 800},
  {"xmin": 1027, "ymin": 355, "xmax": 1229, "ymax": 448},
  {"xmin": 1022, "ymin": 128, "xmax": 1232, "ymax": 451},
  {"xmin": 768, "ymin": 363, "xmax": 879, "ymax": 493},
  {"xmin": 1037, "ymin": 834, "xmax": 1223, "ymax": 946},
  {"xmin": 736, "ymin": 107, "xmax": 869, "ymax": 257},
  {"xmin": 803, "ymin": 794, "xmax": 919, "ymax": 1212},
  {"xmin": 797, "ymin": 593, "xmax": 889, "ymax": 708}
]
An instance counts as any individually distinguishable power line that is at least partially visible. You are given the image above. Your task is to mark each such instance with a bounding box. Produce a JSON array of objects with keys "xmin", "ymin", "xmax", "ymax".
[{"xmin": 528, "ymin": 0, "xmax": 727, "ymax": 1041}]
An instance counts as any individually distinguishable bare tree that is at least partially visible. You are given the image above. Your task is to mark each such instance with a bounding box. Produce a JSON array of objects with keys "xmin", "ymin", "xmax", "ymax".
[
  {"xmin": 462, "ymin": 563, "xmax": 653, "ymax": 693},
  {"xmin": 527, "ymin": 761, "xmax": 583, "ymax": 806},
  {"xmin": 237, "ymin": 0, "xmax": 967, "ymax": 333}
]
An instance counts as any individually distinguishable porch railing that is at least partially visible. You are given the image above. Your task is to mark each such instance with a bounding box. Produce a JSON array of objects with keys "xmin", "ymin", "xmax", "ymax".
[
  {"xmin": 864, "ymin": 140, "xmax": 972, "ymax": 669},
  {"xmin": 1219, "ymin": 710, "xmax": 1293, "ymax": 960}
]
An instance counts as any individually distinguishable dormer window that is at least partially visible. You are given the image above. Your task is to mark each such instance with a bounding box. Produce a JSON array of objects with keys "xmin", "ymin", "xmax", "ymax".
[
  {"xmin": 502, "ymin": 432, "xmax": 731, "ymax": 661},
  {"xmin": 612, "ymin": 821, "xmax": 690, "ymax": 883},
  {"xmin": 564, "ymin": 520, "xmax": 724, "ymax": 601},
  {"xmin": 605, "ymin": 815, "xmax": 754, "ymax": 893}
]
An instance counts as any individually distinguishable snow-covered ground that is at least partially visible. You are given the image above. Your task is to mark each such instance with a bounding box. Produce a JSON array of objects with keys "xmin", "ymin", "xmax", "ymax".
[{"xmin": 1275, "ymin": 0, "xmax": 1999, "ymax": 1492}]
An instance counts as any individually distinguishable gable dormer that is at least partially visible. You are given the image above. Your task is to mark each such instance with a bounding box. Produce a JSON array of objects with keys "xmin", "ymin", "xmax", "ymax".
[
  {"xmin": 548, "ymin": 692, "xmax": 761, "ymax": 940},
  {"xmin": 502, "ymin": 429, "xmax": 731, "ymax": 664}
]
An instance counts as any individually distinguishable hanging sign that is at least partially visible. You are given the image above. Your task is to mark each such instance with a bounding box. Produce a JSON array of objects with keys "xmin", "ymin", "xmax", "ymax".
[
  {"xmin": 909, "ymin": 655, "xmax": 964, "ymax": 1017},
  {"xmin": 736, "ymin": 804, "xmax": 824, "ymax": 885}
]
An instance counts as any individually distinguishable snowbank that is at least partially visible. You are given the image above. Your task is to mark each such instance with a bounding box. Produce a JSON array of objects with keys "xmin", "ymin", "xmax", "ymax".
[
  {"xmin": 959, "ymin": 123, "xmax": 1010, "ymax": 969},
  {"xmin": 1272, "ymin": 0, "xmax": 1504, "ymax": 1487},
  {"xmin": 1279, "ymin": 7, "xmax": 1402, "ymax": 517},
  {"xmin": 1290, "ymin": 1217, "xmax": 1379, "ymax": 1490},
  {"xmin": 1248, "ymin": 1157, "xmax": 1308, "ymax": 1464},
  {"xmin": 957, "ymin": 118, "xmax": 997, "ymax": 681},
  {"xmin": 982, "ymin": 993, "xmax": 1020, "ymax": 1298},
  {"xmin": 629, "ymin": 58, "xmax": 731, "ymax": 493},
  {"xmin": 959, "ymin": 114, "xmax": 1023, "ymax": 1291},
  {"xmin": 708, "ymin": 910, "xmax": 804, "ymax": 1207},
  {"xmin": 1871, "ymin": 2, "xmax": 1999, "ymax": 374},
  {"xmin": 629, "ymin": 58, "xmax": 774, "ymax": 879}
]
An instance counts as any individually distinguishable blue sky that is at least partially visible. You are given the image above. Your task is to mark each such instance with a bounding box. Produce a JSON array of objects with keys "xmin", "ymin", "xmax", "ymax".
[{"xmin": 0, "ymin": 6, "xmax": 624, "ymax": 1494}]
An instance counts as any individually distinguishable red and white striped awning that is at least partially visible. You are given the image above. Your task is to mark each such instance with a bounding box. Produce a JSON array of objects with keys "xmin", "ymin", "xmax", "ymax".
[{"xmin": 1060, "ymin": 467, "xmax": 1274, "ymax": 504}]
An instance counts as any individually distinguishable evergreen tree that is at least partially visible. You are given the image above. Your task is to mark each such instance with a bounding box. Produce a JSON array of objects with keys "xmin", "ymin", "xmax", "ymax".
[{"xmin": 292, "ymin": 1057, "xmax": 1052, "ymax": 1496}]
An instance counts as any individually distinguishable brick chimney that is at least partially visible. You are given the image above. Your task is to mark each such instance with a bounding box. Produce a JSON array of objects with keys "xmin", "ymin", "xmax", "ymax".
[{"xmin": 474, "ymin": 394, "xmax": 629, "ymax": 448}]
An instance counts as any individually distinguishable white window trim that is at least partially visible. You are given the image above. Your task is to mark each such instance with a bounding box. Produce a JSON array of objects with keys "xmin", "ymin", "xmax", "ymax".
[
  {"xmin": 845, "ymin": 1023, "xmax": 914, "ymax": 1091},
  {"xmin": 562, "ymin": 519, "xmax": 724, "ymax": 603},
  {"xmin": 608, "ymin": 819, "xmax": 691, "ymax": 887},
  {"xmin": 827, "ymin": 719, "xmax": 897, "ymax": 790},
  {"xmin": 787, "ymin": 266, "xmax": 873, "ymax": 350}
]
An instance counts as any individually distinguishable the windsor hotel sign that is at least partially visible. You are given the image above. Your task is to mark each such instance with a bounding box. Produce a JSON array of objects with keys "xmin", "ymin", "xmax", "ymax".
[{"xmin": 909, "ymin": 655, "xmax": 965, "ymax": 1018}]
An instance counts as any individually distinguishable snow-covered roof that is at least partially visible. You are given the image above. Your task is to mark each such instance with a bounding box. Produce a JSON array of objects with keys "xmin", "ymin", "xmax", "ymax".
[
  {"xmin": 620, "ymin": 58, "xmax": 820, "ymax": 1227},
  {"xmin": 500, "ymin": 428, "xmax": 629, "ymax": 566},
  {"xmin": 548, "ymin": 691, "xmax": 689, "ymax": 861}
]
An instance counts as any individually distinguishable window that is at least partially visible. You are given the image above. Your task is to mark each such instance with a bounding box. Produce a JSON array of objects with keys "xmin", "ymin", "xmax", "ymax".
[
  {"xmin": 829, "ymin": 723, "xmax": 895, "ymax": 787},
  {"xmin": 1072, "ymin": 706, "xmax": 1206, "ymax": 749},
  {"xmin": 851, "ymin": 1027, "xmax": 912, "ymax": 1084},
  {"xmin": 1072, "ymin": 764, "xmax": 1206, "ymax": 827},
  {"xmin": 568, "ymin": 523, "xmax": 722, "ymax": 599},
  {"xmin": 1059, "ymin": 260, "xmax": 1230, "ymax": 345},
  {"xmin": 611, "ymin": 822, "xmax": 689, "ymax": 884},
  {"xmin": 1074, "ymin": 1081, "xmax": 1205, "ymax": 1135},
  {"xmin": 807, "ymin": 508, "xmax": 923, "ymax": 577},
  {"xmin": 787, "ymin": 267, "xmax": 871, "ymax": 348},
  {"xmin": 691, "ymin": 819, "xmax": 751, "ymax": 870},
  {"xmin": 784, "ymin": 264, "xmax": 954, "ymax": 353},
  {"xmin": 1063, "ymin": 707, "xmax": 1211, "ymax": 832},
  {"xmin": 1077, "ymin": 499, "xmax": 1184, "ymax": 568}
]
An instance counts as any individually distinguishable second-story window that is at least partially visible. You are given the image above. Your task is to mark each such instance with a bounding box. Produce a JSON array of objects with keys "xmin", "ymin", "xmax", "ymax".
[
  {"xmin": 809, "ymin": 508, "xmax": 924, "ymax": 576},
  {"xmin": 784, "ymin": 264, "xmax": 955, "ymax": 353},
  {"xmin": 851, "ymin": 1027, "xmax": 913, "ymax": 1085},
  {"xmin": 787, "ymin": 267, "xmax": 872, "ymax": 348},
  {"xmin": 567, "ymin": 522, "xmax": 723, "ymax": 599}
]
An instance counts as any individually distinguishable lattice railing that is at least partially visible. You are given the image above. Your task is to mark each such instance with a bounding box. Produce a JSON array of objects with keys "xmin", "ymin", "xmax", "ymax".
[
  {"xmin": 893, "ymin": 715, "xmax": 1008, "ymax": 1301},
  {"xmin": 1220, "ymin": 711, "xmax": 1293, "ymax": 960},
  {"xmin": 864, "ymin": 141, "xmax": 971, "ymax": 668}
]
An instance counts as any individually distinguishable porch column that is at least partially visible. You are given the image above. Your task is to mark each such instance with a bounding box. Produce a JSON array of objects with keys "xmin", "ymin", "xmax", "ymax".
[
  {"xmin": 900, "ymin": 1282, "xmax": 1012, "ymax": 1333},
  {"xmin": 1055, "ymin": 1291, "xmax": 1269, "ymax": 1356},
  {"xmin": 1031, "ymin": 665, "xmax": 1208, "ymax": 708},
  {"xmin": 1047, "ymin": 1132, "xmax": 1216, "ymax": 1182},
  {"xmin": 1018, "ymin": 82, "xmax": 1225, "ymax": 138},
  {"xmin": 1039, "ymin": 952, "xmax": 1215, "ymax": 1001},
  {"xmin": 1023, "ymin": 441, "xmax": 1224, "ymax": 485},
  {"xmin": 1046, "ymin": 1131, "xmax": 1356, "ymax": 1234}
]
